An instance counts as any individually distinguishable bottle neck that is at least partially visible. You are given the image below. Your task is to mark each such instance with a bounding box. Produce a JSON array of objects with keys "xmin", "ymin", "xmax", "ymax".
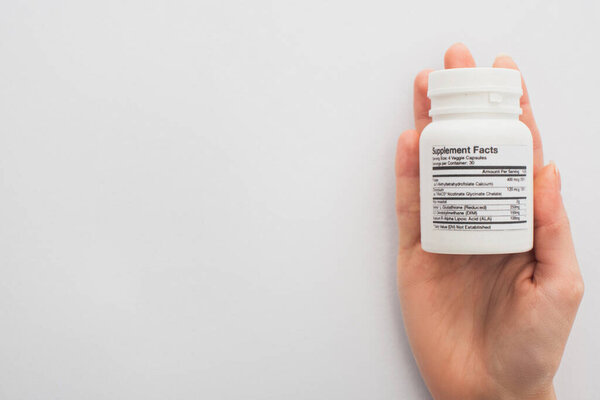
[{"xmin": 432, "ymin": 112, "xmax": 520, "ymax": 121}]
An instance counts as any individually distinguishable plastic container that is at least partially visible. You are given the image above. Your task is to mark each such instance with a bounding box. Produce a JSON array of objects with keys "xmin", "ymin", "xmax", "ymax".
[{"xmin": 419, "ymin": 67, "xmax": 533, "ymax": 254}]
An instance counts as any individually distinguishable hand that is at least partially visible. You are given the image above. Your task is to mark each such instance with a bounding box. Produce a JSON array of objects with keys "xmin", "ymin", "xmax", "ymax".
[{"xmin": 395, "ymin": 43, "xmax": 584, "ymax": 400}]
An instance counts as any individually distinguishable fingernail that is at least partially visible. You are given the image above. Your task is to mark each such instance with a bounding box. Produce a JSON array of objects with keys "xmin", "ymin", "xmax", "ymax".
[{"xmin": 550, "ymin": 160, "xmax": 561, "ymax": 191}]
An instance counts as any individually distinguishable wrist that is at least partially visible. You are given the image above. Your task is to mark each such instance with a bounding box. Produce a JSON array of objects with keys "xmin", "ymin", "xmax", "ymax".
[
  {"xmin": 530, "ymin": 386, "xmax": 556, "ymax": 400},
  {"xmin": 491, "ymin": 385, "xmax": 556, "ymax": 400}
]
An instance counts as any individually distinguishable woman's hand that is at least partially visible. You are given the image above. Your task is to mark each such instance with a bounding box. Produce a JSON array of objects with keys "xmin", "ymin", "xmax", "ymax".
[{"xmin": 395, "ymin": 43, "xmax": 584, "ymax": 400}]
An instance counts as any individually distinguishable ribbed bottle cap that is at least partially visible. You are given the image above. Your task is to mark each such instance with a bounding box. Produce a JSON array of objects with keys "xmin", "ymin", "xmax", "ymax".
[{"xmin": 428, "ymin": 68, "xmax": 523, "ymax": 117}]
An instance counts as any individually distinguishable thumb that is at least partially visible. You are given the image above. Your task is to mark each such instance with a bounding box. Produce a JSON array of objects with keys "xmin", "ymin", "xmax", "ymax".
[{"xmin": 533, "ymin": 162, "xmax": 582, "ymax": 293}]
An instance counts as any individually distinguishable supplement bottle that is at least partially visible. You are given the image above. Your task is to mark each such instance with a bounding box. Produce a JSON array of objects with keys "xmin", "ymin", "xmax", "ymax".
[{"xmin": 419, "ymin": 68, "xmax": 533, "ymax": 254}]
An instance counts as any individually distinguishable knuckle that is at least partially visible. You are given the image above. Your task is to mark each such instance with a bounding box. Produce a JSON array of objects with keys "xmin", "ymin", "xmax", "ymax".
[
  {"xmin": 572, "ymin": 278, "xmax": 585, "ymax": 302},
  {"xmin": 396, "ymin": 202, "xmax": 420, "ymax": 217},
  {"xmin": 537, "ymin": 214, "xmax": 570, "ymax": 236},
  {"xmin": 558, "ymin": 277, "xmax": 584, "ymax": 305}
]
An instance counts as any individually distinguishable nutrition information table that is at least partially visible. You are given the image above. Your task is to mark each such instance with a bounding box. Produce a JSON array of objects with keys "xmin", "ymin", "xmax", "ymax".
[{"xmin": 432, "ymin": 165, "xmax": 528, "ymax": 231}]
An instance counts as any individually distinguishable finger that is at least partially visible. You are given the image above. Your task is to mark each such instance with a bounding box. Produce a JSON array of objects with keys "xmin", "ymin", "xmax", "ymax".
[
  {"xmin": 395, "ymin": 129, "xmax": 421, "ymax": 249},
  {"xmin": 444, "ymin": 42, "xmax": 476, "ymax": 69},
  {"xmin": 414, "ymin": 69, "xmax": 433, "ymax": 134},
  {"xmin": 493, "ymin": 54, "xmax": 544, "ymax": 173},
  {"xmin": 414, "ymin": 42, "xmax": 476, "ymax": 134},
  {"xmin": 532, "ymin": 163, "xmax": 582, "ymax": 293}
]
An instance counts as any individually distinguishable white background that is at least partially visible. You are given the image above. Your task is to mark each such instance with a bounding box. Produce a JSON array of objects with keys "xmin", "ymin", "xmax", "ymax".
[{"xmin": 1, "ymin": 1, "xmax": 598, "ymax": 399}]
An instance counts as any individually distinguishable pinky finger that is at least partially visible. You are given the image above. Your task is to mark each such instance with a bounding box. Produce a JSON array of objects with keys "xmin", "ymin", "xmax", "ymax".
[{"xmin": 395, "ymin": 129, "xmax": 421, "ymax": 249}]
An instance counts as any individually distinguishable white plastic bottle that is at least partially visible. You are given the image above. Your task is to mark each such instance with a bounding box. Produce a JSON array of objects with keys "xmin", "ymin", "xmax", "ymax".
[{"xmin": 419, "ymin": 68, "xmax": 533, "ymax": 254}]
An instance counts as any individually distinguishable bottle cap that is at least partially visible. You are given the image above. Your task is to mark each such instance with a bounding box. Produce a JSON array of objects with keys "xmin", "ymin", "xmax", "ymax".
[{"xmin": 428, "ymin": 68, "xmax": 523, "ymax": 117}]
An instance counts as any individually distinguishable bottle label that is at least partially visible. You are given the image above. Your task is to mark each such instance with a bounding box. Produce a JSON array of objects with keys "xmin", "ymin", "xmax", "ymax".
[{"xmin": 431, "ymin": 145, "xmax": 528, "ymax": 231}]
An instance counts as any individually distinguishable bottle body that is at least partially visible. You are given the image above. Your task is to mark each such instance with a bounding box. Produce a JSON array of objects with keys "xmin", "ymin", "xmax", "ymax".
[{"xmin": 419, "ymin": 117, "xmax": 533, "ymax": 254}]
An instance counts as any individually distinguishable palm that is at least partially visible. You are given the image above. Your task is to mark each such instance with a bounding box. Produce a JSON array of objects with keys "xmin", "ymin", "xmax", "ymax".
[
  {"xmin": 395, "ymin": 44, "xmax": 583, "ymax": 400},
  {"xmin": 400, "ymin": 248, "xmax": 542, "ymax": 398}
]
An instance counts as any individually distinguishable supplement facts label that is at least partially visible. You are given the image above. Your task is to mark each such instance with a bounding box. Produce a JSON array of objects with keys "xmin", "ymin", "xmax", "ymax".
[{"xmin": 431, "ymin": 145, "xmax": 528, "ymax": 231}]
